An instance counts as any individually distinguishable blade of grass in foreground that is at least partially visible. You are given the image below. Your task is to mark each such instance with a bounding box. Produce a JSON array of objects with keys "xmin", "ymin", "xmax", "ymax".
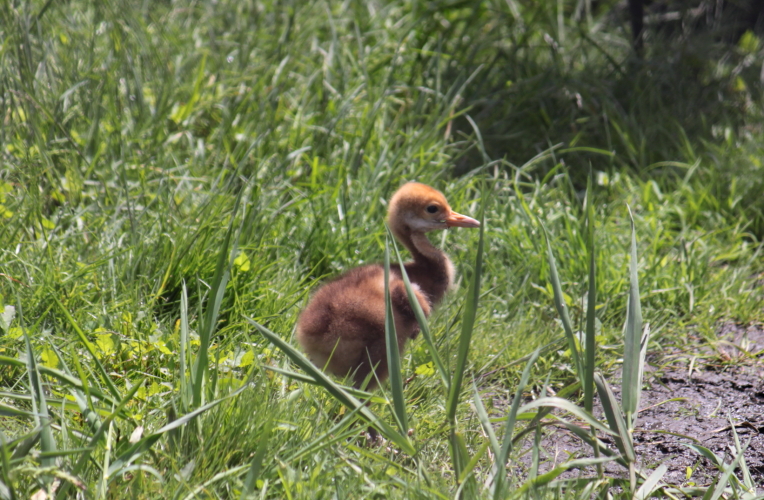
[
  {"xmin": 248, "ymin": 318, "xmax": 415, "ymax": 455},
  {"xmin": 444, "ymin": 183, "xmax": 485, "ymax": 493},
  {"xmin": 383, "ymin": 236, "xmax": 409, "ymax": 434},
  {"xmin": 584, "ymin": 172, "xmax": 596, "ymax": 413},
  {"xmin": 594, "ymin": 373, "xmax": 636, "ymax": 463},
  {"xmin": 622, "ymin": 207, "xmax": 643, "ymax": 429},
  {"xmin": 472, "ymin": 382, "xmax": 500, "ymax": 461},
  {"xmin": 445, "ymin": 187, "xmax": 486, "ymax": 424}
]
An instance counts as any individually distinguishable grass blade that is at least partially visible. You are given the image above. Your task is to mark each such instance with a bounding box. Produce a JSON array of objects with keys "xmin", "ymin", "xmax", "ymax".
[
  {"xmin": 584, "ymin": 171, "xmax": 596, "ymax": 413},
  {"xmin": 622, "ymin": 207, "xmax": 643, "ymax": 426},
  {"xmin": 384, "ymin": 236, "xmax": 408, "ymax": 434},
  {"xmin": 264, "ymin": 365, "xmax": 385, "ymax": 403},
  {"xmin": 446, "ymin": 187, "xmax": 486, "ymax": 424},
  {"xmin": 449, "ymin": 430, "xmax": 478, "ymax": 497}
]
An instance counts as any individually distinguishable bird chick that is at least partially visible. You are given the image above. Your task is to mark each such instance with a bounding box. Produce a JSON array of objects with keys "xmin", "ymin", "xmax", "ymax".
[{"xmin": 296, "ymin": 182, "xmax": 479, "ymax": 389}]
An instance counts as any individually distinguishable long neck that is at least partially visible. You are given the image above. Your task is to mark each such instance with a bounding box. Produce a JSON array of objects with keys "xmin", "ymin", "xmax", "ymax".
[{"xmin": 394, "ymin": 228, "xmax": 453, "ymax": 306}]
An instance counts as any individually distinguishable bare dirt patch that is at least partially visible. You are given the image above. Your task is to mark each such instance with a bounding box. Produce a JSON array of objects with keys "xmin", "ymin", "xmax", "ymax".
[{"xmin": 513, "ymin": 322, "xmax": 764, "ymax": 489}]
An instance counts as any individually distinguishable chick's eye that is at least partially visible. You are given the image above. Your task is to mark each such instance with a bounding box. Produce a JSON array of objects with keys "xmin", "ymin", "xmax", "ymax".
[{"xmin": 426, "ymin": 205, "xmax": 439, "ymax": 214}]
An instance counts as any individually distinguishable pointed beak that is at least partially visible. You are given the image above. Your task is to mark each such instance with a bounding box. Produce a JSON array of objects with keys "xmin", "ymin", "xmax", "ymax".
[{"xmin": 444, "ymin": 211, "xmax": 480, "ymax": 228}]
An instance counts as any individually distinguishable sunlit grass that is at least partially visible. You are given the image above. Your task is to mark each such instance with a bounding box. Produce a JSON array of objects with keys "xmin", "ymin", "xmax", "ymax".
[{"xmin": 1, "ymin": 0, "xmax": 763, "ymax": 497}]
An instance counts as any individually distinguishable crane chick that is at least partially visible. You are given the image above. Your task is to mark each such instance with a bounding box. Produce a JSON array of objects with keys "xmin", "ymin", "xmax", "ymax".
[{"xmin": 296, "ymin": 182, "xmax": 479, "ymax": 389}]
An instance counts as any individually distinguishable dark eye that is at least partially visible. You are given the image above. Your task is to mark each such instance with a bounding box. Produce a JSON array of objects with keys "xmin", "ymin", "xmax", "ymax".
[{"xmin": 426, "ymin": 205, "xmax": 439, "ymax": 214}]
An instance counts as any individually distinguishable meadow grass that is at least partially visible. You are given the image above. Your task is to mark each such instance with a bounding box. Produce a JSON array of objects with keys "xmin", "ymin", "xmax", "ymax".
[{"xmin": 1, "ymin": 0, "xmax": 764, "ymax": 498}]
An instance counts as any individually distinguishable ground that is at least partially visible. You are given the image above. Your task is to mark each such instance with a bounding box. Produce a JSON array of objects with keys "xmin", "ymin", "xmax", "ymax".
[{"xmin": 520, "ymin": 322, "xmax": 764, "ymax": 490}]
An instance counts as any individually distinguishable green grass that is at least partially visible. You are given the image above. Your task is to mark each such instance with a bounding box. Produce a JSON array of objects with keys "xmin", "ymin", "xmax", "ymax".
[{"xmin": 2, "ymin": 0, "xmax": 764, "ymax": 498}]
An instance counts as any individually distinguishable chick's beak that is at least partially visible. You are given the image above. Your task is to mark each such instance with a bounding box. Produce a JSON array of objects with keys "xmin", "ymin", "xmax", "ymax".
[{"xmin": 444, "ymin": 211, "xmax": 480, "ymax": 228}]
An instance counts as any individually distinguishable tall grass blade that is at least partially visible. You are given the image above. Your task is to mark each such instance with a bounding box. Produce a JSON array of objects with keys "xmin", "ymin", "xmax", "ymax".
[
  {"xmin": 384, "ymin": 236, "xmax": 408, "ymax": 434},
  {"xmin": 584, "ymin": 171, "xmax": 596, "ymax": 413},
  {"xmin": 594, "ymin": 371, "xmax": 636, "ymax": 492},
  {"xmin": 444, "ymin": 184, "xmax": 486, "ymax": 493},
  {"xmin": 248, "ymin": 318, "xmax": 415, "ymax": 455},
  {"xmin": 264, "ymin": 365, "xmax": 384, "ymax": 403},
  {"xmin": 457, "ymin": 440, "xmax": 490, "ymax": 485},
  {"xmin": 622, "ymin": 207, "xmax": 644, "ymax": 428},
  {"xmin": 446, "ymin": 187, "xmax": 486, "ymax": 424},
  {"xmin": 193, "ymin": 191, "xmax": 244, "ymax": 408},
  {"xmin": 493, "ymin": 348, "xmax": 540, "ymax": 499},
  {"xmin": 388, "ymin": 226, "xmax": 450, "ymax": 389},
  {"xmin": 541, "ymin": 223, "xmax": 584, "ymax": 381}
]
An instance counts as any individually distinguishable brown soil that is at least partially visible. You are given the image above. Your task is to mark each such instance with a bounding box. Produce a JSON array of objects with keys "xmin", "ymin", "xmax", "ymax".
[{"xmin": 513, "ymin": 322, "xmax": 764, "ymax": 490}]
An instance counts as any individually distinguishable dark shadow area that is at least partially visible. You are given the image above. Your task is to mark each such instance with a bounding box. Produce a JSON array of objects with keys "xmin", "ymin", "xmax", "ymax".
[
  {"xmin": 450, "ymin": 2, "xmax": 762, "ymax": 174},
  {"xmin": 407, "ymin": 0, "xmax": 764, "ymax": 235}
]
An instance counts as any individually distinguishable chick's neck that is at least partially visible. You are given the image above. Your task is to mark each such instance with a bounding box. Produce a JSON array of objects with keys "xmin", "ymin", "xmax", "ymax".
[{"xmin": 393, "ymin": 226, "xmax": 452, "ymax": 306}]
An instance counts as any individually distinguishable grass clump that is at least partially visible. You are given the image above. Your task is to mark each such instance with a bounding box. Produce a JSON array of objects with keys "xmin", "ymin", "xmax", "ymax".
[{"xmin": 1, "ymin": 0, "xmax": 764, "ymax": 498}]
